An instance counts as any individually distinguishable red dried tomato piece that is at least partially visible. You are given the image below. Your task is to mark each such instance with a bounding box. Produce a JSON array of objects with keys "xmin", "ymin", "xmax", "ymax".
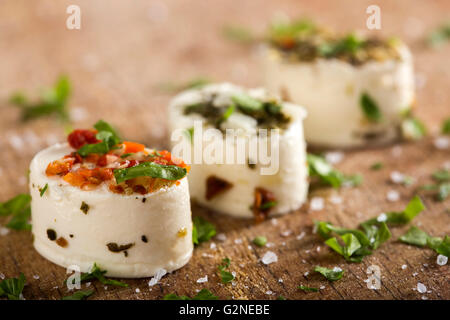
[
  {"xmin": 68, "ymin": 129, "xmax": 99, "ymax": 149},
  {"xmin": 205, "ymin": 176, "xmax": 233, "ymax": 200},
  {"xmin": 253, "ymin": 187, "xmax": 277, "ymax": 223}
]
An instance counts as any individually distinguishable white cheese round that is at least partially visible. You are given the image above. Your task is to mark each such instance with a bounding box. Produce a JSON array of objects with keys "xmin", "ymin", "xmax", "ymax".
[
  {"xmin": 29, "ymin": 143, "xmax": 193, "ymax": 278},
  {"xmin": 168, "ymin": 83, "xmax": 309, "ymax": 218},
  {"xmin": 262, "ymin": 44, "xmax": 415, "ymax": 148}
]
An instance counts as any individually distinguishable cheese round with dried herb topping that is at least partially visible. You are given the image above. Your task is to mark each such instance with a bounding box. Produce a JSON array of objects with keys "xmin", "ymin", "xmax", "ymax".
[
  {"xmin": 262, "ymin": 41, "xmax": 415, "ymax": 148},
  {"xmin": 168, "ymin": 83, "xmax": 309, "ymax": 219},
  {"xmin": 29, "ymin": 143, "xmax": 193, "ymax": 278}
]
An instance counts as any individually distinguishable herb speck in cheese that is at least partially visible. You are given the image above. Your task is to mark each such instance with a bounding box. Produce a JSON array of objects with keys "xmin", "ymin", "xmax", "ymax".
[{"xmin": 80, "ymin": 201, "xmax": 90, "ymax": 214}]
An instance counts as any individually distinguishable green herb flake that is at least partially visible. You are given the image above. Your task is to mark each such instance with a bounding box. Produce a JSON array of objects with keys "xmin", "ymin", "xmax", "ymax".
[
  {"xmin": 64, "ymin": 263, "xmax": 128, "ymax": 288},
  {"xmin": 307, "ymin": 153, "xmax": 362, "ymax": 189},
  {"xmin": 231, "ymin": 93, "xmax": 263, "ymax": 113},
  {"xmin": 164, "ymin": 288, "xmax": 218, "ymax": 300},
  {"xmin": 402, "ymin": 117, "xmax": 427, "ymax": 140},
  {"xmin": 252, "ymin": 236, "xmax": 267, "ymax": 247},
  {"xmin": 0, "ymin": 194, "xmax": 32, "ymax": 231},
  {"xmin": 9, "ymin": 75, "xmax": 71, "ymax": 122},
  {"xmin": 277, "ymin": 295, "xmax": 286, "ymax": 300},
  {"xmin": 442, "ymin": 118, "xmax": 450, "ymax": 135},
  {"xmin": 222, "ymin": 25, "xmax": 256, "ymax": 44},
  {"xmin": 218, "ymin": 257, "xmax": 235, "ymax": 284},
  {"xmin": 0, "ymin": 273, "xmax": 26, "ymax": 300},
  {"xmin": 360, "ymin": 92, "xmax": 382, "ymax": 123},
  {"xmin": 427, "ymin": 22, "xmax": 450, "ymax": 47},
  {"xmin": 399, "ymin": 226, "xmax": 429, "ymax": 247},
  {"xmin": 314, "ymin": 266, "xmax": 344, "ymax": 281},
  {"xmin": 298, "ymin": 285, "xmax": 318, "ymax": 292},
  {"xmin": 113, "ymin": 162, "xmax": 187, "ymax": 184},
  {"xmin": 192, "ymin": 216, "xmax": 216, "ymax": 245},
  {"xmin": 370, "ymin": 162, "xmax": 384, "ymax": 171},
  {"xmin": 62, "ymin": 289, "xmax": 94, "ymax": 300},
  {"xmin": 39, "ymin": 184, "xmax": 48, "ymax": 197}
]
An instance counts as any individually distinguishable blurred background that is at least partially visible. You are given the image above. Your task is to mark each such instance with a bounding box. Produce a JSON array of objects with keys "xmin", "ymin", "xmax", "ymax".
[{"xmin": 0, "ymin": 0, "xmax": 449, "ymax": 197}]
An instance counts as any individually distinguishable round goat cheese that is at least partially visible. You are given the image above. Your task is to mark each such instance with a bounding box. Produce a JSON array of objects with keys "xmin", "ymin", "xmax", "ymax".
[
  {"xmin": 262, "ymin": 43, "xmax": 415, "ymax": 148},
  {"xmin": 30, "ymin": 143, "xmax": 193, "ymax": 278},
  {"xmin": 168, "ymin": 83, "xmax": 309, "ymax": 219}
]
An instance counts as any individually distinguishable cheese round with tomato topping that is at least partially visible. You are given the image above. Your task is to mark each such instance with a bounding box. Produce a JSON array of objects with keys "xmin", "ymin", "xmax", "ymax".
[
  {"xmin": 29, "ymin": 143, "xmax": 193, "ymax": 278},
  {"xmin": 168, "ymin": 83, "xmax": 308, "ymax": 220},
  {"xmin": 262, "ymin": 42, "xmax": 415, "ymax": 148}
]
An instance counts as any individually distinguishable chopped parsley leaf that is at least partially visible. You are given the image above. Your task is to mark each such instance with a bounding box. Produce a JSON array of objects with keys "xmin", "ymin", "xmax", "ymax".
[
  {"xmin": 298, "ymin": 285, "xmax": 318, "ymax": 292},
  {"xmin": 39, "ymin": 184, "xmax": 48, "ymax": 197},
  {"xmin": 64, "ymin": 263, "xmax": 128, "ymax": 287},
  {"xmin": 0, "ymin": 194, "xmax": 32, "ymax": 231},
  {"xmin": 402, "ymin": 117, "xmax": 427, "ymax": 140},
  {"xmin": 218, "ymin": 257, "xmax": 235, "ymax": 284},
  {"xmin": 9, "ymin": 75, "xmax": 71, "ymax": 122},
  {"xmin": 370, "ymin": 162, "xmax": 384, "ymax": 170},
  {"xmin": 442, "ymin": 118, "xmax": 450, "ymax": 135},
  {"xmin": 360, "ymin": 92, "xmax": 381, "ymax": 123},
  {"xmin": 192, "ymin": 216, "xmax": 216, "ymax": 245},
  {"xmin": 62, "ymin": 289, "xmax": 94, "ymax": 300},
  {"xmin": 163, "ymin": 288, "xmax": 218, "ymax": 300},
  {"xmin": 113, "ymin": 162, "xmax": 187, "ymax": 183},
  {"xmin": 314, "ymin": 266, "xmax": 344, "ymax": 281},
  {"xmin": 0, "ymin": 273, "xmax": 26, "ymax": 300}
]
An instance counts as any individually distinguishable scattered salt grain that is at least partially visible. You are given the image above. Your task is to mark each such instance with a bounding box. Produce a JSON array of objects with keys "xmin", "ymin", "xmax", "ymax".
[
  {"xmin": 325, "ymin": 151, "xmax": 344, "ymax": 164},
  {"xmin": 148, "ymin": 268, "xmax": 167, "ymax": 286},
  {"xmin": 196, "ymin": 276, "xmax": 208, "ymax": 283},
  {"xmin": 377, "ymin": 213, "xmax": 387, "ymax": 222},
  {"xmin": 266, "ymin": 242, "xmax": 274, "ymax": 248},
  {"xmin": 296, "ymin": 232, "xmax": 305, "ymax": 240},
  {"xmin": 329, "ymin": 195, "xmax": 342, "ymax": 204},
  {"xmin": 33, "ymin": 275, "xmax": 40, "ymax": 280},
  {"xmin": 216, "ymin": 233, "xmax": 227, "ymax": 242},
  {"xmin": 234, "ymin": 238, "xmax": 243, "ymax": 244},
  {"xmin": 271, "ymin": 218, "xmax": 278, "ymax": 226},
  {"xmin": 85, "ymin": 282, "xmax": 91, "ymax": 288},
  {"xmin": 437, "ymin": 254, "xmax": 448, "ymax": 266},
  {"xmin": 316, "ymin": 246, "xmax": 321, "ymax": 252},
  {"xmin": 0, "ymin": 273, "xmax": 5, "ymax": 279},
  {"xmin": 280, "ymin": 230, "xmax": 292, "ymax": 237},
  {"xmin": 304, "ymin": 272, "xmax": 309, "ymax": 277},
  {"xmin": 265, "ymin": 290, "xmax": 273, "ymax": 295},
  {"xmin": 278, "ymin": 278, "xmax": 283, "ymax": 283},
  {"xmin": 417, "ymin": 282, "xmax": 427, "ymax": 293},
  {"xmin": 401, "ymin": 264, "xmax": 407, "ymax": 270},
  {"xmin": 320, "ymin": 285, "xmax": 326, "ymax": 290},
  {"xmin": 104, "ymin": 286, "xmax": 108, "ymax": 290},
  {"xmin": 421, "ymin": 295, "xmax": 429, "ymax": 300},
  {"xmin": 261, "ymin": 251, "xmax": 278, "ymax": 265},
  {"xmin": 390, "ymin": 171, "xmax": 405, "ymax": 184},
  {"xmin": 310, "ymin": 197, "xmax": 324, "ymax": 211},
  {"xmin": 434, "ymin": 136, "xmax": 449, "ymax": 150},
  {"xmin": 386, "ymin": 190, "xmax": 400, "ymax": 202},
  {"xmin": 333, "ymin": 267, "xmax": 342, "ymax": 272},
  {"xmin": 135, "ymin": 288, "xmax": 141, "ymax": 293},
  {"xmin": 0, "ymin": 227, "xmax": 10, "ymax": 236},
  {"xmin": 210, "ymin": 242, "xmax": 216, "ymax": 250}
]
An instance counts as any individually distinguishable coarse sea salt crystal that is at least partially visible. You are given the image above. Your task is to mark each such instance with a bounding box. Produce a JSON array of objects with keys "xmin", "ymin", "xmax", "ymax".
[
  {"xmin": 377, "ymin": 213, "xmax": 387, "ymax": 222},
  {"xmin": 401, "ymin": 265, "xmax": 407, "ymax": 270},
  {"xmin": 271, "ymin": 218, "xmax": 278, "ymax": 226},
  {"xmin": 417, "ymin": 282, "xmax": 427, "ymax": 293},
  {"xmin": 325, "ymin": 151, "xmax": 344, "ymax": 164},
  {"xmin": 265, "ymin": 290, "xmax": 273, "ymax": 295},
  {"xmin": 310, "ymin": 197, "xmax": 324, "ymax": 211},
  {"xmin": 0, "ymin": 273, "xmax": 5, "ymax": 279},
  {"xmin": 320, "ymin": 285, "xmax": 326, "ymax": 290},
  {"xmin": 278, "ymin": 278, "xmax": 283, "ymax": 283},
  {"xmin": 135, "ymin": 288, "xmax": 141, "ymax": 293},
  {"xmin": 304, "ymin": 272, "xmax": 309, "ymax": 277},
  {"xmin": 329, "ymin": 195, "xmax": 342, "ymax": 204},
  {"xmin": 261, "ymin": 251, "xmax": 278, "ymax": 265},
  {"xmin": 149, "ymin": 268, "xmax": 167, "ymax": 286},
  {"xmin": 216, "ymin": 233, "xmax": 227, "ymax": 242},
  {"xmin": 333, "ymin": 267, "xmax": 342, "ymax": 272},
  {"xmin": 390, "ymin": 171, "xmax": 404, "ymax": 184},
  {"xmin": 33, "ymin": 275, "xmax": 40, "ymax": 280},
  {"xmin": 386, "ymin": 190, "xmax": 400, "ymax": 202},
  {"xmin": 0, "ymin": 227, "xmax": 10, "ymax": 236},
  {"xmin": 196, "ymin": 275, "xmax": 208, "ymax": 283},
  {"xmin": 234, "ymin": 238, "xmax": 243, "ymax": 244},
  {"xmin": 437, "ymin": 255, "xmax": 448, "ymax": 266},
  {"xmin": 280, "ymin": 230, "xmax": 292, "ymax": 237},
  {"xmin": 210, "ymin": 242, "xmax": 216, "ymax": 250},
  {"xmin": 434, "ymin": 136, "xmax": 449, "ymax": 150},
  {"xmin": 296, "ymin": 232, "xmax": 305, "ymax": 240}
]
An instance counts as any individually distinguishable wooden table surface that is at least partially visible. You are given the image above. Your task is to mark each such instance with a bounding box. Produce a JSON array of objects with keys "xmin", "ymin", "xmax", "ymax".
[{"xmin": 0, "ymin": 0, "xmax": 449, "ymax": 300}]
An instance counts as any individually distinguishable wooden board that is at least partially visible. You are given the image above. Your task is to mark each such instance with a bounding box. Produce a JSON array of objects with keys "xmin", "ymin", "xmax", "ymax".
[{"xmin": 0, "ymin": 0, "xmax": 449, "ymax": 300}]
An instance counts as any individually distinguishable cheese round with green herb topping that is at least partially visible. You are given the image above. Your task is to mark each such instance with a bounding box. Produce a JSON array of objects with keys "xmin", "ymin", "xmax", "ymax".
[
  {"xmin": 168, "ymin": 83, "xmax": 309, "ymax": 220},
  {"xmin": 262, "ymin": 41, "xmax": 415, "ymax": 148},
  {"xmin": 29, "ymin": 143, "xmax": 193, "ymax": 278}
]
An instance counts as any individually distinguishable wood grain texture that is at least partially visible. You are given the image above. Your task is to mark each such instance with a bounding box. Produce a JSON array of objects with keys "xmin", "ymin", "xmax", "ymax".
[{"xmin": 0, "ymin": 0, "xmax": 449, "ymax": 300}]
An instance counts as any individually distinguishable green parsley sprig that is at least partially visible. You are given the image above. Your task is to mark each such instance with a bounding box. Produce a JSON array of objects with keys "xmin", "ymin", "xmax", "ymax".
[
  {"xmin": 0, "ymin": 273, "xmax": 26, "ymax": 300},
  {"xmin": 0, "ymin": 194, "xmax": 32, "ymax": 231},
  {"xmin": 64, "ymin": 263, "xmax": 128, "ymax": 288},
  {"xmin": 163, "ymin": 288, "xmax": 218, "ymax": 300},
  {"xmin": 192, "ymin": 216, "xmax": 216, "ymax": 245}
]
